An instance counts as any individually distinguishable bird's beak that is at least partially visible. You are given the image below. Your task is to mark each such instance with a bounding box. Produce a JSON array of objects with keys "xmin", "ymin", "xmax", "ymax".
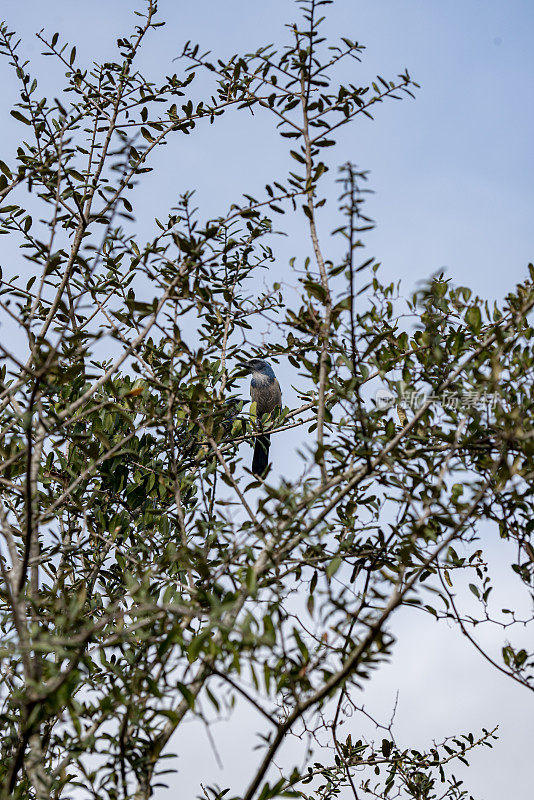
[{"xmin": 236, "ymin": 361, "xmax": 251, "ymax": 376}]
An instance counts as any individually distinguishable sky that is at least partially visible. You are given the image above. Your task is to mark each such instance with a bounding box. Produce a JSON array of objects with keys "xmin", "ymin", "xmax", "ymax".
[{"xmin": 1, "ymin": 1, "xmax": 533, "ymax": 798}]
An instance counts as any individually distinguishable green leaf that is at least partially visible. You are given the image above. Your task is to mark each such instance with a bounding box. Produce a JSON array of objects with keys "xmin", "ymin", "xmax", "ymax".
[
  {"xmin": 289, "ymin": 150, "xmax": 306, "ymax": 164},
  {"xmin": 0, "ymin": 161, "xmax": 12, "ymax": 179},
  {"xmin": 10, "ymin": 110, "xmax": 31, "ymax": 125},
  {"xmin": 141, "ymin": 127, "xmax": 155, "ymax": 142},
  {"xmin": 176, "ymin": 681, "xmax": 195, "ymax": 709},
  {"xmin": 246, "ymin": 565, "xmax": 257, "ymax": 597},
  {"xmin": 326, "ymin": 555, "xmax": 342, "ymax": 578},
  {"xmin": 465, "ymin": 305, "xmax": 482, "ymax": 333}
]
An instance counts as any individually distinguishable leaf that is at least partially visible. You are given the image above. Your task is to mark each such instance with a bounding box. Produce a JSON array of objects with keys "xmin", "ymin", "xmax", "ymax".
[
  {"xmin": 246, "ymin": 565, "xmax": 257, "ymax": 597},
  {"xmin": 289, "ymin": 150, "xmax": 306, "ymax": 164},
  {"xmin": 206, "ymin": 687, "xmax": 220, "ymax": 712},
  {"xmin": 381, "ymin": 739, "xmax": 392, "ymax": 758},
  {"xmin": 140, "ymin": 127, "xmax": 155, "ymax": 143},
  {"xmin": 326, "ymin": 555, "xmax": 342, "ymax": 578},
  {"xmin": 187, "ymin": 632, "xmax": 207, "ymax": 664},
  {"xmin": 176, "ymin": 681, "xmax": 195, "ymax": 709},
  {"xmin": 451, "ymin": 483, "xmax": 464, "ymax": 502},
  {"xmin": 0, "ymin": 161, "xmax": 12, "ymax": 179},
  {"xmin": 10, "ymin": 110, "xmax": 31, "ymax": 125},
  {"xmin": 465, "ymin": 305, "xmax": 482, "ymax": 333}
]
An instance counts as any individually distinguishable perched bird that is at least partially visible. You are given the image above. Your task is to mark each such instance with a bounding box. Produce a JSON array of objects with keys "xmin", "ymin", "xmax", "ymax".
[{"xmin": 241, "ymin": 358, "xmax": 282, "ymax": 476}]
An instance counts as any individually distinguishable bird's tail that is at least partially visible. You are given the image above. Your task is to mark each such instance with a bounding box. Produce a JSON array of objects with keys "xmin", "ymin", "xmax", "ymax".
[{"xmin": 252, "ymin": 434, "xmax": 270, "ymax": 476}]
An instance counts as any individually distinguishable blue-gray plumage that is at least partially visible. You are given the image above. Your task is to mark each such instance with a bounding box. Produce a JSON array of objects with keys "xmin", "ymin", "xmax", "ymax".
[{"xmin": 241, "ymin": 359, "xmax": 282, "ymax": 476}]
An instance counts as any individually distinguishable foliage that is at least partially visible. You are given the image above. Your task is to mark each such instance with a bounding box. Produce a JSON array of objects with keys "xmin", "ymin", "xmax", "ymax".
[{"xmin": 0, "ymin": 2, "xmax": 532, "ymax": 799}]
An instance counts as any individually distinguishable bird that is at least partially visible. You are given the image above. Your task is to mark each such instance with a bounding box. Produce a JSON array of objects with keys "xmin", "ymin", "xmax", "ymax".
[{"xmin": 240, "ymin": 358, "xmax": 282, "ymax": 476}]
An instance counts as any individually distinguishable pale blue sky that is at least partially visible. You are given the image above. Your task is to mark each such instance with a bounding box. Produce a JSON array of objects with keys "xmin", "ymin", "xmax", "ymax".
[{"xmin": 1, "ymin": 2, "xmax": 533, "ymax": 798}]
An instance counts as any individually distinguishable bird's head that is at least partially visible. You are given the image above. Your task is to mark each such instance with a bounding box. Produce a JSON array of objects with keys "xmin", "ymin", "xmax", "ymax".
[
  {"xmin": 241, "ymin": 358, "xmax": 271, "ymax": 372},
  {"xmin": 239, "ymin": 358, "xmax": 274, "ymax": 377}
]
